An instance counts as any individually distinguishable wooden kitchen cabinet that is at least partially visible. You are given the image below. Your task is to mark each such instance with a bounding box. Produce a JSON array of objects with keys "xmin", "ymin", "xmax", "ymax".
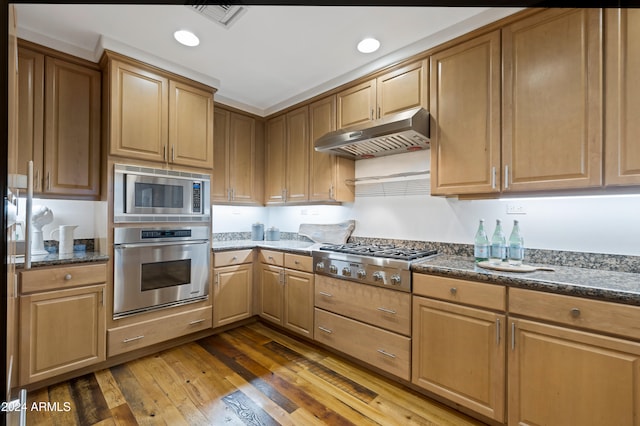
[
  {"xmin": 17, "ymin": 42, "xmax": 101, "ymax": 198},
  {"xmin": 412, "ymin": 274, "xmax": 506, "ymax": 422},
  {"xmin": 309, "ymin": 95, "xmax": 355, "ymax": 202},
  {"xmin": 102, "ymin": 51, "xmax": 215, "ymax": 169},
  {"xmin": 502, "ymin": 8, "xmax": 602, "ymax": 192},
  {"xmin": 336, "ymin": 59, "xmax": 428, "ymax": 129},
  {"xmin": 213, "ymin": 249, "xmax": 254, "ymax": 327},
  {"xmin": 259, "ymin": 251, "xmax": 314, "ymax": 337},
  {"xmin": 429, "ymin": 30, "xmax": 501, "ymax": 196},
  {"xmin": 212, "ymin": 106, "xmax": 263, "ymax": 204},
  {"xmin": 19, "ymin": 263, "xmax": 107, "ymax": 385},
  {"xmin": 265, "ymin": 106, "xmax": 309, "ymax": 204},
  {"xmin": 605, "ymin": 8, "xmax": 640, "ymax": 186}
]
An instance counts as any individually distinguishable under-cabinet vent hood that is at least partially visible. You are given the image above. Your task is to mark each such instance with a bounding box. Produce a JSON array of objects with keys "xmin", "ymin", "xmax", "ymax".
[
  {"xmin": 187, "ymin": 3, "xmax": 247, "ymax": 28},
  {"xmin": 314, "ymin": 107, "xmax": 430, "ymax": 160}
]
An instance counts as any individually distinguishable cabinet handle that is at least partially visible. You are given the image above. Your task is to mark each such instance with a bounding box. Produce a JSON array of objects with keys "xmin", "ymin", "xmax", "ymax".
[
  {"xmin": 163, "ymin": 145, "xmax": 167, "ymax": 161},
  {"xmin": 280, "ymin": 270, "xmax": 285, "ymax": 284},
  {"xmin": 46, "ymin": 172, "xmax": 51, "ymax": 191},
  {"xmin": 319, "ymin": 291, "xmax": 333, "ymax": 297},
  {"xmin": 318, "ymin": 326, "xmax": 333, "ymax": 334},
  {"xmin": 491, "ymin": 166, "xmax": 496, "ymax": 189},
  {"xmin": 570, "ymin": 308, "xmax": 581, "ymax": 318},
  {"xmin": 100, "ymin": 288, "xmax": 104, "ymax": 307},
  {"xmin": 377, "ymin": 106, "xmax": 381, "ymax": 119},
  {"xmin": 231, "ymin": 188, "xmax": 235, "ymax": 200},
  {"xmin": 171, "ymin": 145, "xmax": 175, "ymax": 162},
  {"xmin": 231, "ymin": 256, "xmax": 238, "ymax": 262},
  {"xmin": 294, "ymin": 260, "xmax": 300, "ymax": 265},
  {"xmin": 227, "ymin": 189, "xmax": 231, "ymax": 201},
  {"xmin": 35, "ymin": 169, "xmax": 40, "ymax": 192},
  {"xmin": 504, "ymin": 165, "xmax": 510, "ymax": 189},
  {"xmin": 496, "ymin": 318, "xmax": 501, "ymax": 345},
  {"xmin": 450, "ymin": 287, "xmax": 457, "ymax": 295},
  {"xmin": 377, "ymin": 349, "xmax": 396, "ymax": 359},
  {"xmin": 370, "ymin": 108, "xmax": 374, "ymax": 120},
  {"xmin": 64, "ymin": 274, "xmax": 72, "ymax": 281},
  {"xmin": 376, "ymin": 307, "xmax": 397, "ymax": 315},
  {"xmin": 329, "ymin": 185, "xmax": 334, "ymax": 200},
  {"xmin": 511, "ymin": 322, "xmax": 516, "ymax": 350},
  {"xmin": 123, "ymin": 335, "xmax": 145, "ymax": 343},
  {"xmin": 215, "ymin": 272, "xmax": 220, "ymax": 287},
  {"xmin": 189, "ymin": 319, "xmax": 206, "ymax": 325}
]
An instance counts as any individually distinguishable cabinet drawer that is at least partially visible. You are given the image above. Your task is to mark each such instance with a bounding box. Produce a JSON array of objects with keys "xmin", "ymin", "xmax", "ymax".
[
  {"xmin": 21, "ymin": 263, "xmax": 107, "ymax": 293},
  {"xmin": 510, "ymin": 287, "xmax": 640, "ymax": 340},
  {"xmin": 315, "ymin": 275, "xmax": 411, "ymax": 336},
  {"xmin": 413, "ymin": 273, "xmax": 506, "ymax": 311},
  {"xmin": 284, "ymin": 253, "xmax": 313, "ymax": 272},
  {"xmin": 314, "ymin": 308, "xmax": 411, "ymax": 381},
  {"xmin": 259, "ymin": 249, "xmax": 284, "ymax": 266},
  {"xmin": 108, "ymin": 306, "xmax": 212, "ymax": 356},
  {"xmin": 214, "ymin": 249, "xmax": 253, "ymax": 267}
]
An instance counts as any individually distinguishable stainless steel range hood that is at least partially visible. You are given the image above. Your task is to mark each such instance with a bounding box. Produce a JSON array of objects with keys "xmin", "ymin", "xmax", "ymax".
[{"xmin": 314, "ymin": 107, "xmax": 430, "ymax": 159}]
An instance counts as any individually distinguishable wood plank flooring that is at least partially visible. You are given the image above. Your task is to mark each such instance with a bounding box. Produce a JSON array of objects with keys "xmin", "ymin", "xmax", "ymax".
[{"xmin": 25, "ymin": 323, "xmax": 487, "ymax": 425}]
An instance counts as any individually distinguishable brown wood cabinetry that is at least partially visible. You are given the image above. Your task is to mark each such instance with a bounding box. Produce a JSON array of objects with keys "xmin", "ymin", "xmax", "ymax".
[
  {"xmin": 212, "ymin": 107, "xmax": 263, "ymax": 204},
  {"xmin": 19, "ymin": 263, "xmax": 107, "ymax": 385},
  {"xmin": 336, "ymin": 59, "xmax": 428, "ymax": 129},
  {"xmin": 102, "ymin": 51, "xmax": 215, "ymax": 169},
  {"xmin": 412, "ymin": 274, "xmax": 506, "ymax": 422},
  {"xmin": 605, "ymin": 8, "xmax": 640, "ymax": 186},
  {"xmin": 265, "ymin": 106, "xmax": 309, "ymax": 204},
  {"xmin": 213, "ymin": 250, "xmax": 254, "ymax": 327},
  {"xmin": 17, "ymin": 42, "xmax": 101, "ymax": 198},
  {"xmin": 258, "ymin": 251, "xmax": 314, "ymax": 337},
  {"xmin": 309, "ymin": 96, "xmax": 355, "ymax": 202},
  {"xmin": 429, "ymin": 30, "xmax": 501, "ymax": 196},
  {"xmin": 502, "ymin": 8, "xmax": 602, "ymax": 192}
]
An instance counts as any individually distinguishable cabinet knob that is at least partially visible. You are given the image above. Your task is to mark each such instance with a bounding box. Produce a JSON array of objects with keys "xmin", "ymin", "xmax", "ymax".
[
  {"xmin": 231, "ymin": 256, "xmax": 238, "ymax": 262},
  {"xmin": 570, "ymin": 308, "xmax": 581, "ymax": 318},
  {"xmin": 450, "ymin": 287, "xmax": 457, "ymax": 295},
  {"xmin": 64, "ymin": 274, "xmax": 72, "ymax": 281}
]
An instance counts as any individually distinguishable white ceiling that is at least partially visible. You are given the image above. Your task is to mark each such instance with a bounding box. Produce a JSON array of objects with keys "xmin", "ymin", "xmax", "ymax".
[{"xmin": 14, "ymin": 4, "xmax": 522, "ymax": 116}]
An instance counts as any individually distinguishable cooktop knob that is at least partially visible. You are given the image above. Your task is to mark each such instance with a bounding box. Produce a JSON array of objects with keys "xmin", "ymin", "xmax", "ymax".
[
  {"xmin": 372, "ymin": 271, "xmax": 383, "ymax": 282},
  {"xmin": 357, "ymin": 269, "xmax": 366, "ymax": 279},
  {"xmin": 391, "ymin": 274, "xmax": 401, "ymax": 285},
  {"xmin": 315, "ymin": 262, "xmax": 325, "ymax": 272},
  {"xmin": 342, "ymin": 267, "xmax": 351, "ymax": 277},
  {"xmin": 329, "ymin": 264, "xmax": 338, "ymax": 274}
]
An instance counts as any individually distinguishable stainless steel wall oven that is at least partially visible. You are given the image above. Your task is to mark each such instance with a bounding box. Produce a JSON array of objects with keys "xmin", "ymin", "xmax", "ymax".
[{"xmin": 113, "ymin": 225, "xmax": 210, "ymax": 318}]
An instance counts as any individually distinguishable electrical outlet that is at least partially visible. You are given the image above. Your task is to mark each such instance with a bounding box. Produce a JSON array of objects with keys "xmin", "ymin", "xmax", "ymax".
[{"xmin": 506, "ymin": 203, "xmax": 526, "ymax": 215}]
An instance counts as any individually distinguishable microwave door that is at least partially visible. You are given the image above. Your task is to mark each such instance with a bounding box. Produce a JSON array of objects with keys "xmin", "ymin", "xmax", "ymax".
[{"xmin": 125, "ymin": 174, "xmax": 189, "ymax": 215}]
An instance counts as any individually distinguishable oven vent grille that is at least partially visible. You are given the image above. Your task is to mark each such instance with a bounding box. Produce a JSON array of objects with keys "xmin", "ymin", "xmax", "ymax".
[{"xmin": 187, "ymin": 3, "xmax": 247, "ymax": 28}]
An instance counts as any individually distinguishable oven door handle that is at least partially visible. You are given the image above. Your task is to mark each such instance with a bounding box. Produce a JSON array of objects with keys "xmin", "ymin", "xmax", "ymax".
[{"xmin": 114, "ymin": 240, "xmax": 209, "ymax": 249}]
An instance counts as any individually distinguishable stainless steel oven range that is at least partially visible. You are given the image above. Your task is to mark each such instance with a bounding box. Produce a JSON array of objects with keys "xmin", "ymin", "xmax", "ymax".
[
  {"xmin": 113, "ymin": 225, "xmax": 210, "ymax": 318},
  {"xmin": 313, "ymin": 242, "xmax": 438, "ymax": 292}
]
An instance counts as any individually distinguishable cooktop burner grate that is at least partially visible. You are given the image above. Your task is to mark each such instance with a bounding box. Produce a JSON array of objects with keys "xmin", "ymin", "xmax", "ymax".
[{"xmin": 320, "ymin": 242, "xmax": 437, "ymax": 261}]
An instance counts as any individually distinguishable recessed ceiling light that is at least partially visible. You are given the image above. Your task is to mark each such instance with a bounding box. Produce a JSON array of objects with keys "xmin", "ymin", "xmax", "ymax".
[
  {"xmin": 357, "ymin": 38, "xmax": 380, "ymax": 53},
  {"xmin": 174, "ymin": 30, "xmax": 200, "ymax": 47}
]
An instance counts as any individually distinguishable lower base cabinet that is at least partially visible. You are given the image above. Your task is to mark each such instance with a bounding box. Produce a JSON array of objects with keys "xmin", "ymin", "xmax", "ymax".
[{"xmin": 213, "ymin": 263, "xmax": 253, "ymax": 327}]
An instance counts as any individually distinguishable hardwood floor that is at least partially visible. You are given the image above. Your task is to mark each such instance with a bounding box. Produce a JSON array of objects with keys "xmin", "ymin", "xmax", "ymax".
[{"xmin": 25, "ymin": 322, "xmax": 487, "ymax": 425}]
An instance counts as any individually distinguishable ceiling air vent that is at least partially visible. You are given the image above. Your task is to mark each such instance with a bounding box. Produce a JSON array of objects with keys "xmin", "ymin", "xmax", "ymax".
[{"xmin": 187, "ymin": 3, "xmax": 247, "ymax": 29}]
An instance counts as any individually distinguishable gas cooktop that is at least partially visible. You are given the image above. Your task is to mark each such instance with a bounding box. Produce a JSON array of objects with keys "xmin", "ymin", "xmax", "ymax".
[{"xmin": 319, "ymin": 242, "xmax": 437, "ymax": 261}]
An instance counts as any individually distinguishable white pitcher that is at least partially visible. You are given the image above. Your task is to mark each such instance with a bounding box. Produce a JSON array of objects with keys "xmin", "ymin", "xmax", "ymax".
[{"xmin": 51, "ymin": 225, "xmax": 78, "ymax": 255}]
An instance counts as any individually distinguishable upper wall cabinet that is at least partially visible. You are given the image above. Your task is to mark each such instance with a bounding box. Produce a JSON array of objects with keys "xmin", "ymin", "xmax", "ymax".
[
  {"xmin": 102, "ymin": 51, "xmax": 215, "ymax": 170},
  {"xmin": 429, "ymin": 30, "xmax": 501, "ymax": 196},
  {"xmin": 502, "ymin": 8, "xmax": 603, "ymax": 192},
  {"xmin": 17, "ymin": 42, "xmax": 101, "ymax": 199},
  {"xmin": 605, "ymin": 8, "xmax": 640, "ymax": 186},
  {"xmin": 336, "ymin": 59, "xmax": 428, "ymax": 129},
  {"xmin": 212, "ymin": 107, "xmax": 264, "ymax": 204}
]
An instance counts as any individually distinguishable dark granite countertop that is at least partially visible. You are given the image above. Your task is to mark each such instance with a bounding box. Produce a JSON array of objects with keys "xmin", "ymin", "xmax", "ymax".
[
  {"xmin": 412, "ymin": 254, "xmax": 640, "ymax": 307},
  {"xmin": 15, "ymin": 251, "xmax": 109, "ymax": 269},
  {"xmin": 212, "ymin": 239, "xmax": 327, "ymax": 256}
]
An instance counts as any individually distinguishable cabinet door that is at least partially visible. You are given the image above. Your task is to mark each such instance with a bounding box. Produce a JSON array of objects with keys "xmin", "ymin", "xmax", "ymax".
[
  {"xmin": 509, "ymin": 318, "xmax": 640, "ymax": 426},
  {"xmin": 109, "ymin": 59, "xmax": 168, "ymax": 162},
  {"xmin": 412, "ymin": 296, "xmax": 505, "ymax": 422},
  {"xmin": 19, "ymin": 284, "xmax": 106, "ymax": 385},
  {"xmin": 229, "ymin": 112, "xmax": 258, "ymax": 203},
  {"xmin": 265, "ymin": 115, "xmax": 286, "ymax": 203},
  {"xmin": 44, "ymin": 57, "xmax": 101, "ymax": 197},
  {"xmin": 309, "ymin": 96, "xmax": 337, "ymax": 201},
  {"xmin": 430, "ymin": 31, "xmax": 501, "ymax": 195},
  {"xmin": 213, "ymin": 264, "xmax": 253, "ymax": 327},
  {"xmin": 169, "ymin": 80, "xmax": 214, "ymax": 169},
  {"xmin": 17, "ymin": 47, "xmax": 44, "ymax": 192},
  {"xmin": 605, "ymin": 9, "xmax": 640, "ymax": 186},
  {"xmin": 212, "ymin": 108, "xmax": 230, "ymax": 201},
  {"xmin": 285, "ymin": 105, "xmax": 309, "ymax": 202},
  {"xmin": 377, "ymin": 59, "xmax": 428, "ymax": 119},
  {"xmin": 502, "ymin": 9, "xmax": 602, "ymax": 192},
  {"xmin": 283, "ymin": 269, "xmax": 314, "ymax": 337},
  {"xmin": 259, "ymin": 264, "xmax": 283, "ymax": 324},
  {"xmin": 337, "ymin": 79, "xmax": 376, "ymax": 129}
]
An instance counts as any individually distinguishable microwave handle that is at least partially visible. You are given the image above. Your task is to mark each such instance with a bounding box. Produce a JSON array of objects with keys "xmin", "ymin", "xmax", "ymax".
[{"xmin": 114, "ymin": 240, "xmax": 209, "ymax": 249}]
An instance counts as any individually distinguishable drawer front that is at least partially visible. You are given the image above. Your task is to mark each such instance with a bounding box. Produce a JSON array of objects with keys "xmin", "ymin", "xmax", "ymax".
[
  {"xmin": 108, "ymin": 306, "xmax": 212, "ymax": 356},
  {"xmin": 413, "ymin": 273, "xmax": 506, "ymax": 311},
  {"xmin": 510, "ymin": 287, "xmax": 640, "ymax": 340},
  {"xmin": 21, "ymin": 263, "xmax": 107, "ymax": 293},
  {"xmin": 259, "ymin": 249, "xmax": 284, "ymax": 266},
  {"xmin": 314, "ymin": 308, "xmax": 411, "ymax": 381},
  {"xmin": 284, "ymin": 253, "xmax": 313, "ymax": 272},
  {"xmin": 315, "ymin": 275, "xmax": 411, "ymax": 335},
  {"xmin": 215, "ymin": 249, "xmax": 253, "ymax": 267}
]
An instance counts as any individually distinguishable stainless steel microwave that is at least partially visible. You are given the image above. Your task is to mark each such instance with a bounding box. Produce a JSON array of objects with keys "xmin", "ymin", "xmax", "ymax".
[{"xmin": 113, "ymin": 163, "xmax": 210, "ymax": 223}]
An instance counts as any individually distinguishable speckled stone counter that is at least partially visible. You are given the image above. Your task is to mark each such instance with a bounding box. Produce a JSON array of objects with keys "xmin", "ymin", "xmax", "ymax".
[
  {"xmin": 412, "ymin": 254, "xmax": 640, "ymax": 307},
  {"xmin": 212, "ymin": 240, "xmax": 327, "ymax": 256},
  {"xmin": 15, "ymin": 251, "xmax": 109, "ymax": 269}
]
